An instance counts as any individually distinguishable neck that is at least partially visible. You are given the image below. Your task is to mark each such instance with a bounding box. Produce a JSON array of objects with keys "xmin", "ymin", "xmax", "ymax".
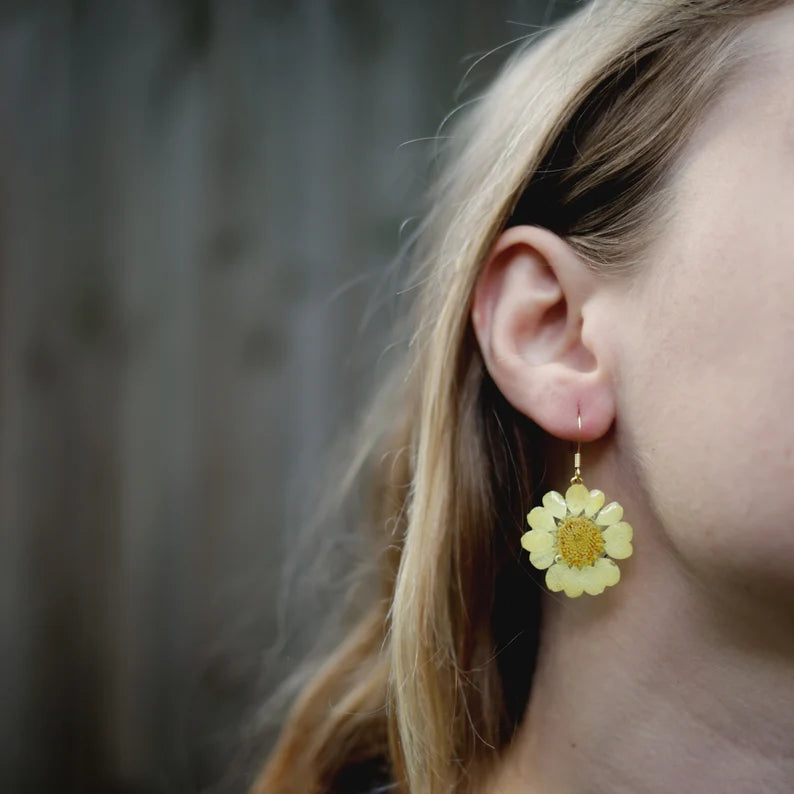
[{"xmin": 484, "ymin": 511, "xmax": 794, "ymax": 793}]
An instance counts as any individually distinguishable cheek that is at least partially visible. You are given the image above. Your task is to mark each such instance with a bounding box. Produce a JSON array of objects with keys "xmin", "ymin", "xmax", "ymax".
[
  {"xmin": 616, "ymin": 250, "xmax": 794, "ymax": 591},
  {"xmin": 610, "ymin": 61, "xmax": 794, "ymax": 592}
]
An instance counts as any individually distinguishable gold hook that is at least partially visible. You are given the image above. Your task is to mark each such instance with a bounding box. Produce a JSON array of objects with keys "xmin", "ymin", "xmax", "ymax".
[{"xmin": 570, "ymin": 406, "xmax": 583, "ymax": 485}]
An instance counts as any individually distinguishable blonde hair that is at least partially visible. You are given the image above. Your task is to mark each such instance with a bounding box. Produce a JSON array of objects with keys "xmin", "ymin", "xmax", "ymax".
[{"xmin": 253, "ymin": 1, "xmax": 787, "ymax": 792}]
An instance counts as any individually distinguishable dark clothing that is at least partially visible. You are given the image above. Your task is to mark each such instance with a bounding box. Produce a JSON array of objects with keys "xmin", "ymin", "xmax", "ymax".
[{"xmin": 331, "ymin": 755, "xmax": 396, "ymax": 793}]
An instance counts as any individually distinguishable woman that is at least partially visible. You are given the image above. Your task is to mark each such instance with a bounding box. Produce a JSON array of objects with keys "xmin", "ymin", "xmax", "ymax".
[{"xmin": 255, "ymin": 0, "xmax": 794, "ymax": 791}]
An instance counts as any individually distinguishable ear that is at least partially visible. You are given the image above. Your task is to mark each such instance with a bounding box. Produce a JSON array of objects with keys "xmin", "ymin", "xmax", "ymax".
[{"xmin": 470, "ymin": 225, "xmax": 615, "ymax": 442}]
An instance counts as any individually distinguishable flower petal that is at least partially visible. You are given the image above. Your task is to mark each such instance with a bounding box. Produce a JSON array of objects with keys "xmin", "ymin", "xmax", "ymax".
[
  {"xmin": 530, "ymin": 547, "xmax": 556, "ymax": 569},
  {"xmin": 545, "ymin": 562, "xmax": 568, "ymax": 592},
  {"xmin": 527, "ymin": 506, "xmax": 556, "ymax": 533},
  {"xmin": 602, "ymin": 521, "xmax": 632, "ymax": 544},
  {"xmin": 564, "ymin": 483, "xmax": 590, "ymax": 516},
  {"xmin": 581, "ymin": 564, "xmax": 607, "ymax": 595},
  {"xmin": 542, "ymin": 490, "xmax": 567, "ymax": 520},
  {"xmin": 595, "ymin": 501, "xmax": 624, "ymax": 526},
  {"xmin": 605, "ymin": 538, "xmax": 633, "ymax": 559},
  {"xmin": 593, "ymin": 556, "xmax": 620, "ymax": 588},
  {"xmin": 584, "ymin": 489, "xmax": 605, "ymax": 518},
  {"xmin": 521, "ymin": 529, "xmax": 553, "ymax": 553},
  {"xmin": 562, "ymin": 565, "xmax": 586, "ymax": 597}
]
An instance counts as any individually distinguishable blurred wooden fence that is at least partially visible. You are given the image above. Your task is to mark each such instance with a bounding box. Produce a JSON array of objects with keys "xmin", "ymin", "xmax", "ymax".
[{"xmin": 0, "ymin": 0, "xmax": 560, "ymax": 790}]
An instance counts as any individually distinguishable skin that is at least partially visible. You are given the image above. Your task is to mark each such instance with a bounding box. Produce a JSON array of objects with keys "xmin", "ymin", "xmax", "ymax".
[{"xmin": 470, "ymin": 6, "xmax": 794, "ymax": 793}]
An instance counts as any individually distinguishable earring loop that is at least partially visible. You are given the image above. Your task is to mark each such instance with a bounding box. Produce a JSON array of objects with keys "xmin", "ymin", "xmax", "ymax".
[{"xmin": 520, "ymin": 406, "xmax": 633, "ymax": 597}]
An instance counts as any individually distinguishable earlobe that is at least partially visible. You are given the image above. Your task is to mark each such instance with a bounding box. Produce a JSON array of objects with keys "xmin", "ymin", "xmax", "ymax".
[{"xmin": 470, "ymin": 225, "xmax": 615, "ymax": 442}]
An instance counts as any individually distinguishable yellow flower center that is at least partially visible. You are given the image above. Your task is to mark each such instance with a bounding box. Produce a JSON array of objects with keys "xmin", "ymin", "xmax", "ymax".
[{"xmin": 557, "ymin": 515, "xmax": 605, "ymax": 569}]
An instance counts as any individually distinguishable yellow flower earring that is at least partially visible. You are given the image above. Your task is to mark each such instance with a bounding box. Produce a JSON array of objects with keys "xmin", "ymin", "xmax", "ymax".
[{"xmin": 520, "ymin": 409, "xmax": 633, "ymax": 597}]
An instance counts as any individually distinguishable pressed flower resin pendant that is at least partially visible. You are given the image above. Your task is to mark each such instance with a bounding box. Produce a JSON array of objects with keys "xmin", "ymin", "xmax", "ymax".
[{"xmin": 520, "ymin": 414, "xmax": 633, "ymax": 597}]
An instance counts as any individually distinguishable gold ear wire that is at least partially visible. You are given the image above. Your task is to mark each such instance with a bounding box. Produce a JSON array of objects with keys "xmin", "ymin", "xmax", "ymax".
[
  {"xmin": 519, "ymin": 404, "xmax": 634, "ymax": 598},
  {"xmin": 571, "ymin": 407, "xmax": 583, "ymax": 485}
]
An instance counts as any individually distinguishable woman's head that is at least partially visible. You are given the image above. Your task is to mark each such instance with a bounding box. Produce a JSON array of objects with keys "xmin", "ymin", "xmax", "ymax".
[
  {"xmin": 472, "ymin": 1, "xmax": 794, "ymax": 602},
  {"xmin": 256, "ymin": 2, "xmax": 793, "ymax": 792}
]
